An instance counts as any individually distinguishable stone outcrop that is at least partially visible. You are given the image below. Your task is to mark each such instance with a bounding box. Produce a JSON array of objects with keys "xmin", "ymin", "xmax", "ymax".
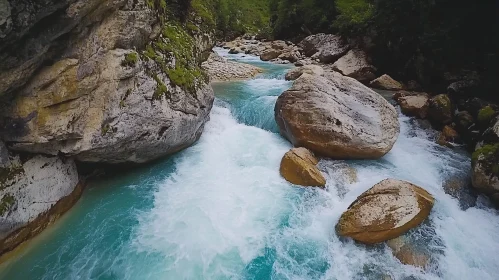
[
  {"xmin": 336, "ymin": 179, "xmax": 434, "ymax": 244},
  {"xmin": 285, "ymin": 65, "xmax": 324, "ymax": 81},
  {"xmin": 202, "ymin": 52, "xmax": 262, "ymax": 81},
  {"xmin": 299, "ymin": 34, "xmax": 350, "ymax": 63},
  {"xmin": 0, "ymin": 151, "xmax": 81, "ymax": 255},
  {"xmin": 0, "ymin": 1, "xmax": 215, "ymax": 164},
  {"xmin": 260, "ymin": 49, "xmax": 282, "ymax": 61},
  {"xmin": 279, "ymin": 148, "xmax": 326, "ymax": 187},
  {"xmin": 369, "ymin": 74, "xmax": 403, "ymax": 90},
  {"xmin": 398, "ymin": 95, "xmax": 430, "ymax": 119},
  {"xmin": 275, "ymin": 71, "xmax": 400, "ymax": 159},
  {"xmin": 332, "ymin": 49, "xmax": 377, "ymax": 83}
]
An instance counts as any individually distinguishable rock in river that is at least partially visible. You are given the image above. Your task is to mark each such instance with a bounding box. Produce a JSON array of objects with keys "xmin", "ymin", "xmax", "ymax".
[
  {"xmin": 280, "ymin": 147, "xmax": 326, "ymax": 187},
  {"xmin": 336, "ymin": 179, "xmax": 435, "ymax": 244},
  {"xmin": 275, "ymin": 71, "xmax": 400, "ymax": 159}
]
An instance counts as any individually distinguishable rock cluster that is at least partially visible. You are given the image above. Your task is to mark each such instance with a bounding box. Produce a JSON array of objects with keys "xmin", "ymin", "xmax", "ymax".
[
  {"xmin": 202, "ymin": 52, "xmax": 262, "ymax": 81},
  {"xmin": 221, "ymin": 37, "xmax": 304, "ymax": 64}
]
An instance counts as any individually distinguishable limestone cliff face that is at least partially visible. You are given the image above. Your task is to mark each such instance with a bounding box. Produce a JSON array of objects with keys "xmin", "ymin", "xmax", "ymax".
[{"xmin": 0, "ymin": 0, "xmax": 215, "ymax": 163}]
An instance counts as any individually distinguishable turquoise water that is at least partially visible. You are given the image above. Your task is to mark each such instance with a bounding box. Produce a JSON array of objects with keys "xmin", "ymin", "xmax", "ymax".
[{"xmin": 1, "ymin": 49, "xmax": 499, "ymax": 280}]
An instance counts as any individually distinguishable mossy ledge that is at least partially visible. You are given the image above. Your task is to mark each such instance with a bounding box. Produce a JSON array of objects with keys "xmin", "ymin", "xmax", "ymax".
[{"xmin": 473, "ymin": 143, "xmax": 499, "ymax": 176}]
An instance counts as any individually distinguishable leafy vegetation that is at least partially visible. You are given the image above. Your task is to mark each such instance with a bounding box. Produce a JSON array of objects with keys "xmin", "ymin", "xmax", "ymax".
[
  {"xmin": 122, "ymin": 52, "xmax": 138, "ymax": 67},
  {"xmin": 0, "ymin": 193, "xmax": 15, "ymax": 216}
]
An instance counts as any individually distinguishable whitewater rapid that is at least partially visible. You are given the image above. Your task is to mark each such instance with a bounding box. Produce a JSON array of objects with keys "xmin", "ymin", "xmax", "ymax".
[{"xmin": 1, "ymin": 48, "xmax": 498, "ymax": 280}]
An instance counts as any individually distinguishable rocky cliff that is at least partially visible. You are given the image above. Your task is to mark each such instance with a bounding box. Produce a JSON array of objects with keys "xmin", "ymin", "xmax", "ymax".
[{"xmin": 0, "ymin": 0, "xmax": 216, "ymax": 255}]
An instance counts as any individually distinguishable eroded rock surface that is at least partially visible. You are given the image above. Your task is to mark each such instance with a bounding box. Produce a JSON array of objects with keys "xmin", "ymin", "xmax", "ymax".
[
  {"xmin": 299, "ymin": 33, "xmax": 350, "ymax": 63},
  {"xmin": 332, "ymin": 49, "xmax": 377, "ymax": 83}
]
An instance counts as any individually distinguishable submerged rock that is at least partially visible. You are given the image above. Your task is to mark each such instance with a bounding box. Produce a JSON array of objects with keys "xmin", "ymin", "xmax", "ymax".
[
  {"xmin": 369, "ymin": 74, "xmax": 403, "ymax": 90},
  {"xmin": 285, "ymin": 65, "xmax": 324, "ymax": 81},
  {"xmin": 332, "ymin": 49, "xmax": 377, "ymax": 83},
  {"xmin": 0, "ymin": 153, "xmax": 81, "ymax": 255},
  {"xmin": 279, "ymin": 147, "xmax": 326, "ymax": 187},
  {"xmin": 275, "ymin": 71, "xmax": 400, "ymax": 159},
  {"xmin": 299, "ymin": 33, "xmax": 350, "ymax": 63},
  {"xmin": 387, "ymin": 236, "xmax": 430, "ymax": 268},
  {"xmin": 202, "ymin": 52, "xmax": 262, "ymax": 81},
  {"xmin": 336, "ymin": 179, "xmax": 434, "ymax": 244}
]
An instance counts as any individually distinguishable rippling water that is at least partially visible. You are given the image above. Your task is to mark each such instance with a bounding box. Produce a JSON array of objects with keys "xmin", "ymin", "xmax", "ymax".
[{"xmin": 1, "ymin": 48, "xmax": 498, "ymax": 280}]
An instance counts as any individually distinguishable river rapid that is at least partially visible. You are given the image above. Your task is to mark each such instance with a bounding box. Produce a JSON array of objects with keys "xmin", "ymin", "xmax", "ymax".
[{"xmin": 1, "ymin": 49, "xmax": 498, "ymax": 280}]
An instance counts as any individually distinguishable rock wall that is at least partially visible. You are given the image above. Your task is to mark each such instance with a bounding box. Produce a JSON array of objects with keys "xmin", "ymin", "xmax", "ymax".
[
  {"xmin": 0, "ymin": 0, "xmax": 215, "ymax": 163},
  {"xmin": 0, "ymin": 147, "xmax": 80, "ymax": 255}
]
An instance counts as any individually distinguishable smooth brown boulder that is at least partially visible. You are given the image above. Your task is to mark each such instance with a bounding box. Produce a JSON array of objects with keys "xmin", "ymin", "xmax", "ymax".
[
  {"xmin": 398, "ymin": 95, "xmax": 430, "ymax": 119},
  {"xmin": 369, "ymin": 74, "xmax": 403, "ymax": 90},
  {"xmin": 275, "ymin": 72, "xmax": 400, "ymax": 159},
  {"xmin": 336, "ymin": 179, "xmax": 434, "ymax": 244},
  {"xmin": 332, "ymin": 49, "xmax": 377, "ymax": 83},
  {"xmin": 437, "ymin": 126, "xmax": 459, "ymax": 148},
  {"xmin": 280, "ymin": 148, "xmax": 326, "ymax": 187},
  {"xmin": 260, "ymin": 49, "xmax": 282, "ymax": 61}
]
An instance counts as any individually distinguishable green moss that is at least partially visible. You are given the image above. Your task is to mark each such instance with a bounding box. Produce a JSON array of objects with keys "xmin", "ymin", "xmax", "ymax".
[
  {"xmin": 122, "ymin": 52, "xmax": 139, "ymax": 67},
  {"xmin": 0, "ymin": 193, "xmax": 15, "ymax": 216},
  {"xmin": 191, "ymin": 0, "xmax": 216, "ymax": 27},
  {"xmin": 141, "ymin": 21, "xmax": 207, "ymax": 98},
  {"xmin": 477, "ymin": 106, "xmax": 496, "ymax": 123},
  {"xmin": 0, "ymin": 165, "xmax": 24, "ymax": 191},
  {"xmin": 473, "ymin": 143, "xmax": 499, "ymax": 176},
  {"xmin": 101, "ymin": 124, "xmax": 111, "ymax": 136}
]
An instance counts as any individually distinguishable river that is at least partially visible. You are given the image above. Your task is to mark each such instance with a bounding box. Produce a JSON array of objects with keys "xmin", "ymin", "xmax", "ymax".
[{"xmin": 1, "ymin": 49, "xmax": 498, "ymax": 280}]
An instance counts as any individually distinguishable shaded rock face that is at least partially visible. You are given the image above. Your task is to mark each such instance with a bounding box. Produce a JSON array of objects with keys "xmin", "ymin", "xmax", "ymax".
[
  {"xmin": 370, "ymin": 74, "xmax": 403, "ymax": 90},
  {"xmin": 0, "ymin": 0, "xmax": 215, "ymax": 164},
  {"xmin": 336, "ymin": 179, "xmax": 434, "ymax": 244},
  {"xmin": 299, "ymin": 33, "xmax": 350, "ymax": 63},
  {"xmin": 275, "ymin": 71, "xmax": 400, "ymax": 159},
  {"xmin": 332, "ymin": 49, "xmax": 377, "ymax": 83},
  {"xmin": 387, "ymin": 236, "xmax": 430, "ymax": 269},
  {"xmin": 279, "ymin": 147, "xmax": 326, "ymax": 187},
  {"xmin": 437, "ymin": 125, "xmax": 459, "ymax": 148},
  {"xmin": 202, "ymin": 52, "xmax": 262, "ymax": 81},
  {"xmin": 428, "ymin": 94, "xmax": 453, "ymax": 126},
  {"xmin": 285, "ymin": 65, "xmax": 324, "ymax": 81},
  {"xmin": 0, "ymin": 152, "xmax": 80, "ymax": 254},
  {"xmin": 398, "ymin": 95, "xmax": 429, "ymax": 119}
]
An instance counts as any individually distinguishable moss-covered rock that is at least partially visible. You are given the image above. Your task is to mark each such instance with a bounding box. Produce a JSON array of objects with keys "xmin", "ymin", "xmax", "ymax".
[
  {"xmin": 472, "ymin": 143, "xmax": 499, "ymax": 205},
  {"xmin": 477, "ymin": 106, "xmax": 496, "ymax": 124},
  {"xmin": 428, "ymin": 94, "xmax": 453, "ymax": 126},
  {"xmin": 0, "ymin": 194, "xmax": 15, "ymax": 216},
  {"xmin": 122, "ymin": 52, "xmax": 139, "ymax": 67}
]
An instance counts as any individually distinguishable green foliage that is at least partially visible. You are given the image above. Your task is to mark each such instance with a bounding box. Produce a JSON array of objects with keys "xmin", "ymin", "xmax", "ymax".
[
  {"xmin": 477, "ymin": 106, "xmax": 496, "ymax": 123},
  {"xmin": 214, "ymin": 0, "xmax": 271, "ymax": 37},
  {"xmin": 0, "ymin": 193, "xmax": 15, "ymax": 216},
  {"xmin": 122, "ymin": 52, "xmax": 139, "ymax": 67},
  {"xmin": 333, "ymin": 0, "xmax": 373, "ymax": 34},
  {"xmin": 0, "ymin": 165, "xmax": 23, "ymax": 191}
]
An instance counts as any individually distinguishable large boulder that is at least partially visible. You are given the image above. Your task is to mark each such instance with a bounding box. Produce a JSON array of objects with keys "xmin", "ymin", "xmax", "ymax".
[
  {"xmin": 299, "ymin": 33, "xmax": 350, "ymax": 63},
  {"xmin": 332, "ymin": 49, "xmax": 377, "ymax": 83},
  {"xmin": 472, "ymin": 144, "xmax": 499, "ymax": 205},
  {"xmin": 336, "ymin": 179, "xmax": 434, "ymax": 244},
  {"xmin": 275, "ymin": 71, "xmax": 400, "ymax": 159},
  {"xmin": 279, "ymin": 148, "xmax": 326, "ymax": 187},
  {"xmin": 398, "ymin": 95, "xmax": 430, "ymax": 119},
  {"xmin": 428, "ymin": 94, "xmax": 453, "ymax": 126},
  {"xmin": 0, "ymin": 2, "xmax": 215, "ymax": 164},
  {"xmin": 0, "ymin": 152, "xmax": 81, "ymax": 255},
  {"xmin": 437, "ymin": 125, "xmax": 459, "ymax": 148},
  {"xmin": 369, "ymin": 74, "xmax": 403, "ymax": 90},
  {"xmin": 202, "ymin": 52, "xmax": 262, "ymax": 81},
  {"xmin": 260, "ymin": 49, "xmax": 282, "ymax": 61},
  {"xmin": 285, "ymin": 65, "xmax": 324, "ymax": 81}
]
